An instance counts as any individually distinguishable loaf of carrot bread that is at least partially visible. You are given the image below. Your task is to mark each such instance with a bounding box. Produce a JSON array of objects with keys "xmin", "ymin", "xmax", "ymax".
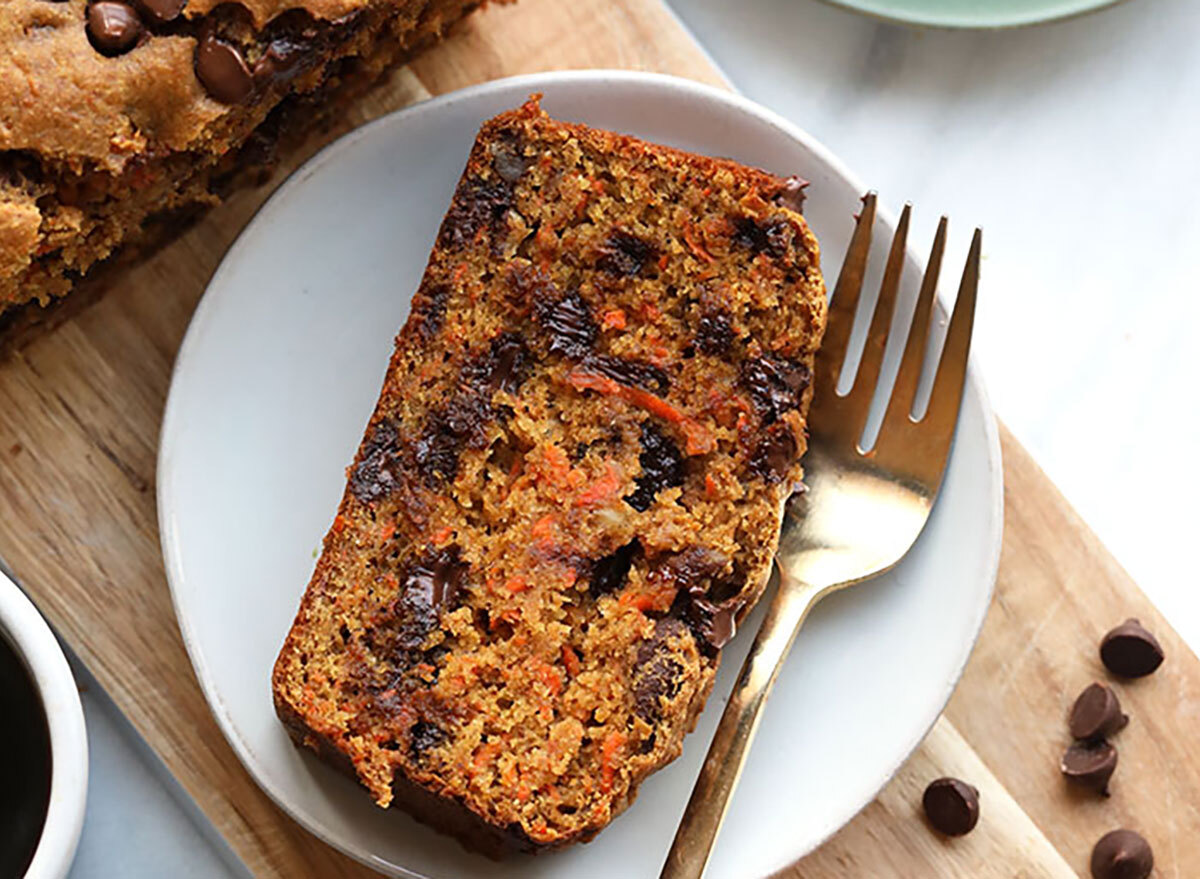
[
  {"xmin": 0, "ymin": 0, "xmax": 489, "ymax": 326},
  {"xmin": 272, "ymin": 98, "xmax": 827, "ymax": 856}
]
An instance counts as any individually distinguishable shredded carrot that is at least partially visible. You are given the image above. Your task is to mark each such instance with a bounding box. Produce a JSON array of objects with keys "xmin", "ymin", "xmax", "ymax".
[
  {"xmin": 705, "ymin": 474, "xmax": 718, "ymax": 499},
  {"xmin": 640, "ymin": 302, "xmax": 662, "ymax": 322},
  {"xmin": 452, "ymin": 262, "xmax": 468, "ymax": 284},
  {"xmin": 539, "ymin": 443, "xmax": 572, "ymax": 487},
  {"xmin": 332, "ymin": 515, "xmax": 347, "ymax": 534},
  {"xmin": 562, "ymin": 645, "xmax": 581, "ymax": 678},
  {"xmin": 516, "ymin": 781, "xmax": 531, "ymax": 802},
  {"xmin": 533, "ymin": 660, "xmax": 562, "ymax": 696},
  {"xmin": 505, "ymin": 575, "xmax": 529, "ymax": 594},
  {"xmin": 531, "ymin": 514, "xmax": 557, "ymax": 542},
  {"xmin": 574, "ymin": 462, "xmax": 623, "ymax": 508},
  {"xmin": 565, "ymin": 371, "xmax": 716, "ymax": 456},
  {"xmin": 600, "ymin": 731, "xmax": 626, "ymax": 792},
  {"xmin": 379, "ymin": 521, "xmax": 396, "ymax": 542},
  {"xmin": 502, "ymin": 762, "xmax": 518, "ymax": 788},
  {"xmin": 682, "ymin": 220, "xmax": 715, "ymax": 263},
  {"xmin": 657, "ymin": 253, "xmax": 669, "ymax": 271},
  {"xmin": 619, "ymin": 584, "xmax": 677, "ymax": 614},
  {"xmin": 431, "ymin": 526, "xmax": 453, "ymax": 546},
  {"xmin": 473, "ymin": 741, "xmax": 502, "ymax": 768},
  {"xmin": 601, "ymin": 309, "xmax": 627, "ymax": 330}
]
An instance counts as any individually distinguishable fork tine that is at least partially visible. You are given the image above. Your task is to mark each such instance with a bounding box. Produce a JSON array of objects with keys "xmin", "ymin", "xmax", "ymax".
[
  {"xmin": 816, "ymin": 193, "xmax": 877, "ymax": 389},
  {"xmin": 845, "ymin": 203, "xmax": 910, "ymax": 410},
  {"xmin": 881, "ymin": 215, "xmax": 947, "ymax": 431},
  {"xmin": 923, "ymin": 228, "xmax": 981, "ymax": 435}
]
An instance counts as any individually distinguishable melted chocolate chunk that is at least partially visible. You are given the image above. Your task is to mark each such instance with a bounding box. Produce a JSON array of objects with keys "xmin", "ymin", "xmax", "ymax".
[
  {"xmin": 195, "ymin": 35, "xmax": 254, "ymax": 104},
  {"xmin": 590, "ymin": 541, "xmax": 640, "ymax": 597},
  {"xmin": 632, "ymin": 620, "xmax": 688, "ymax": 722},
  {"xmin": 132, "ymin": 0, "xmax": 185, "ymax": 24},
  {"xmin": 748, "ymin": 422, "xmax": 798, "ymax": 484},
  {"xmin": 739, "ymin": 355, "xmax": 811, "ymax": 423},
  {"xmin": 490, "ymin": 133, "xmax": 528, "ymax": 183},
  {"xmin": 392, "ymin": 547, "xmax": 465, "ymax": 650},
  {"xmin": 437, "ymin": 177, "xmax": 512, "ymax": 251},
  {"xmin": 582, "ymin": 354, "xmax": 669, "ymax": 393},
  {"xmin": 733, "ymin": 216, "xmax": 793, "ymax": 259},
  {"xmin": 535, "ymin": 289, "xmax": 598, "ymax": 359},
  {"xmin": 408, "ymin": 720, "xmax": 446, "ymax": 758},
  {"xmin": 350, "ymin": 419, "xmax": 403, "ymax": 504},
  {"xmin": 412, "ymin": 283, "xmax": 451, "ymax": 341},
  {"xmin": 596, "ymin": 232, "xmax": 657, "ymax": 277},
  {"xmin": 1061, "ymin": 741, "xmax": 1118, "ymax": 796},
  {"xmin": 1099, "ymin": 619, "xmax": 1164, "ymax": 678},
  {"xmin": 87, "ymin": 1, "xmax": 142, "ymax": 56},
  {"xmin": 1090, "ymin": 829, "xmax": 1153, "ymax": 879},
  {"xmin": 463, "ymin": 333, "xmax": 530, "ymax": 395},
  {"xmin": 662, "ymin": 548, "xmax": 742, "ymax": 650},
  {"xmin": 626, "ymin": 422, "xmax": 684, "ymax": 512},
  {"xmin": 1069, "ymin": 683, "xmax": 1129, "ymax": 742},
  {"xmin": 774, "ymin": 176, "xmax": 808, "ymax": 213},
  {"xmin": 415, "ymin": 392, "xmax": 492, "ymax": 484},
  {"xmin": 922, "ymin": 777, "xmax": 980, "ymax": 836},
  {"xmin": 695, "ymin": 308, "xmax": 735, "ymax": 355}
]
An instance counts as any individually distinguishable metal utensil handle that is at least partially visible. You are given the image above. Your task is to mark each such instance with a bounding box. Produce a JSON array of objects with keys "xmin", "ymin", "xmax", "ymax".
[{"xmin": 660, "ymin": 570, "xmax": 825, "ymax": 879}]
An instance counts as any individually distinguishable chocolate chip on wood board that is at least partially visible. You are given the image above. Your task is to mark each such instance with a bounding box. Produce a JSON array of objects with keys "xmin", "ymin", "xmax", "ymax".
[
  {"xmin": 1068, "ymin": 682, "xmax": 1128, "ymax": 742},
  {"xmin": 1090, "ymin": 829, "xmax": 1153, "ymax": 879},
  {"xmin": 921, "ymin": 777, "xmax": 979, "ymax": 836},
  {"xmin": 1099, "ymin": 618, "xmax": 1164, "ymax": 678},
  {"xmin": 1060, "ymin": 740, "xmax": 1118, "ymax": 796}
]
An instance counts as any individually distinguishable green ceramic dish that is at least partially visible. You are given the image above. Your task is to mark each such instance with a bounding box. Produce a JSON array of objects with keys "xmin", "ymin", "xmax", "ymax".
[{"xmin": 823, "ymin": 0, "xmax": 1127, "ymax": 28}]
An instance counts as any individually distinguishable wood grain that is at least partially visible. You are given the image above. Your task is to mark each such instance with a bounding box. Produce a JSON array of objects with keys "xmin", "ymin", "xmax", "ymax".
[{"xmin": 0, "ymin": 0, "xmax": 1196, "ymax": 876}]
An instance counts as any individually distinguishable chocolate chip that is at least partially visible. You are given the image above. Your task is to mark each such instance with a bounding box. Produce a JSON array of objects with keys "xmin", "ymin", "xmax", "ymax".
[
  {"xmin": 748, "ymin": 422, "xmax": 798, "ymax": 484},
  {"xmin": 733, "ymin": 216, "xmax": 792, "ymax": 259},
  {"xmin": 437, "ymin": 177, "xmax": 512, "ymax": 251},
  {"xmin": 131, "ymin": 0, "xmax": 185, "ymax": 23},
  {"xmin": 535, "ymin": 289, "xmax": 598, "ymax": 359},
  {"xmin": 739, "ymin": 355, "xmax": 811, "ymax": 423},
  {"xmin": 412, "ymin": 283, "xmax": 451, "ymax": 341},
  {"xmin": 590, "ymin": 541, "xmax": 640, "ymax": 597},
  {"xmin": 1061, "ymin": 740, "xmax": 1118, "ymax": 795},
  {"xmin": 86, "ymin": 1, "xmax": 143, "ymax": 56},
  {"xmin": 415, "ymin": 392, "xmax": 493, "ymax": 485},
  {"xmin": 1069, "ymin": 683, "xmax": 1128, "ymax": 742},
  {"xmin": 491, "ymin": 138, "xmax": 528, "ymax": 183},
  {"xmin": 582, "ymin": 354, "xmax": 669, "ymax": 393},
  {"xmin": 408, "ymin": 720, "xmax": 446, "ymax": 758},
  {"xmin": 478, "ymin": 333, "xmax": 529, "ymax": 395},
  {"xmin": 1100, "ymin": 619, "xmax": 1164, "ymax": 678},
  {"xmin": 351, "ymin": 419, "xmax": 402, "ymax": 504},
  {"xmin": 393, "ymin": 547, "xmax": 465, "ymax": 650},
  {"xmin": 195, "ymin": 35, "xmax": 254, "ymax": 104},
  {"xmin": 1090, "ymin": 829, "xmax": 1153, "ymax": 879},
  {"xmin": 693, "ymin": 602, "xmax": 736, "ymax": 649},
  {"xmin": 625, "ymin": 422, "xmax": 684, "ymax": 512},
  {"xmin": 775, "ymin": 176, "xmax": 808, "ymax": 213},
  {"xmin": 632, "ymin": 627, "xmax": 684, "ymax": 723},
  {"xmin": 922, "ymin": 777, "xmax": 979, "ymax": 836},
  {"xmin": 694, "ymin": 308, "xmax": 734, "ymax": 355},
  {"xmin": 596, "ymin": 232, "xmax": 656, "ymax": 277}
]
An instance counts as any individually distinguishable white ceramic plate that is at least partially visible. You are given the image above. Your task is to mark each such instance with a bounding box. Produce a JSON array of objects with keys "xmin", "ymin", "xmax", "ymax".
[{"xmin": 159, "ymin": 71, "xmax": 1002, "ymax": 879}]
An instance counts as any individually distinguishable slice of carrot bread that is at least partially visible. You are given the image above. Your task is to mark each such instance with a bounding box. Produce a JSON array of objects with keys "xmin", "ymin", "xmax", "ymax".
[{"xmin": 272, "ymin": 97, "xmax": 827, "ymax": 856}]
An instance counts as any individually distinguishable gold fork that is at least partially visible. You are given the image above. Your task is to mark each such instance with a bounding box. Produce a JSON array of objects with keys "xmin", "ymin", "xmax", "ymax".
[{"xmin": 660, "ymin": 193, "xmax": 982, "ymax": 878}]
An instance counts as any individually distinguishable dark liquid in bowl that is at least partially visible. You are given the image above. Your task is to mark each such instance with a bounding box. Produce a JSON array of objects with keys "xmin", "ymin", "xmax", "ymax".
[{"xmin": 0, "ymin": 634, "xmax": 52, "ymax": 878}]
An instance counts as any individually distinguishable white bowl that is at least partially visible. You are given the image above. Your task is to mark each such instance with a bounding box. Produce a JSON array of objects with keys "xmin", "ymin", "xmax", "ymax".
[{"xmin": 0, "ymin": 571, "xmax": 88, "ymax": 879}]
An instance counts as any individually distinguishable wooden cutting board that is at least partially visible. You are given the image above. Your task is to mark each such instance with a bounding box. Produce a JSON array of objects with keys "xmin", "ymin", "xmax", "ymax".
[{"xmin": 0, "ymin": 1, "xmax": 1196, "ymax": 876}]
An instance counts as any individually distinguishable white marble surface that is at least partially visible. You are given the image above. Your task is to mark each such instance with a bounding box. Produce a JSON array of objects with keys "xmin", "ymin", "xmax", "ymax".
[{"xmin": 669, "ymin": 0, "xmax": 1200, "ymax": 652}]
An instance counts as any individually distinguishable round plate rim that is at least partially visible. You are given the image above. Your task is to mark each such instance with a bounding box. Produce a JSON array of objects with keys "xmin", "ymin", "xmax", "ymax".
[
  {"xmin": 158, "ymin": 68, "xmax": 1004, "ymax": 878},
  {"xmin": 817, "ymin": 0, "xmax": 1127, "ymax": 29}
]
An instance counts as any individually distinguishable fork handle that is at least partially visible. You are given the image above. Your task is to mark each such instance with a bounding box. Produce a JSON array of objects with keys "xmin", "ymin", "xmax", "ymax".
[{"xmin": 660, "ymin": 569, "xmax": 826, "ymax": 879}]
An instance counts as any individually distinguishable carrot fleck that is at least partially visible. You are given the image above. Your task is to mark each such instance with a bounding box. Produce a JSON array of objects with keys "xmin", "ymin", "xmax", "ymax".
[
  {"xmin": 705, "ymin": 474, "xmax": 718, "ymax": 499},
  {"xmin": 332, "ymin": 515, "xmax": 347, "ymax": 534},
  {"xmin": 562, "ymin": 645, "xmax": 581, "ymax": 678},
  {"xmin": 640, "ymin": 302, "xmax": 662, "ymax": 322},
  {"xmin": 516, "ymin": 781, "xmax": 531, "ymax": 802},
  {"xmin": 452, "ymin": 262, "xmax": 468, "ymax": 284},
  {"xmin": 431, "ymin": 526, "xmax": 453, "ymax": 546},
  {"xmin": 505, "ymin": 575, "xmax": 529, "ymax": 594},
  {"xmin": 531, "ymin": 514, "xmax": 557, "ymax": 542},
  {"xmin": 682, "ymin": 221, "xmax": 715, "ymax": 263},
  {"xmin": 379, "ymin": 521, "xmax": 396, "ymax": 542},
  {"xmin": 600, "ymin": 731, "xmax": 626, "ymax": 792},
  {"xmin": 565, "ymin": 371, "xmax": 716, "ymax": 456},
  {"xmin": 657, "ymin": 253, "xmax": 669, "ymax": 271},
  {"xmin": 601, "ymin": 309, "xmax": 627, "ymax": 330},
  {"xmin": 574, "ymin": 462, "xmax": 623, "ymax": 507}
]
